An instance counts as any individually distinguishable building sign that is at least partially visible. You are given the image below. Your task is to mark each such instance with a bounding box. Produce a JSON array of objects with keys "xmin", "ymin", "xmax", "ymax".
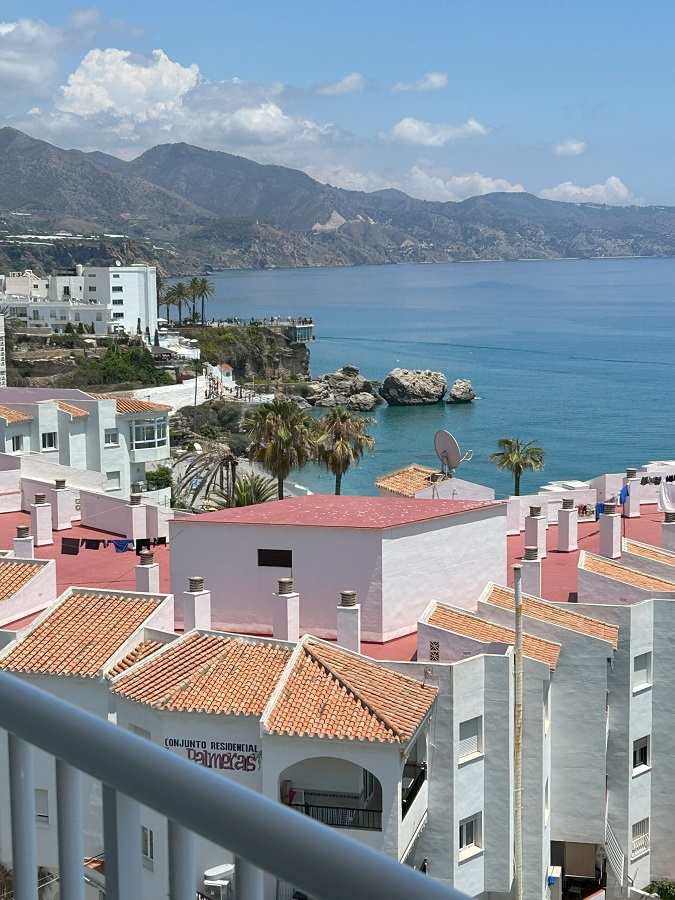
[{"xmin": 165, "ymin": 738, "xmax": 261, "ymax": 772}]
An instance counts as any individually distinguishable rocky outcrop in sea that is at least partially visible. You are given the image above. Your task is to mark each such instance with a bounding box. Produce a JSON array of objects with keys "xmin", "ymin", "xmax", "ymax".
[
  {"xmin": 446, "ymin": 378, "xmax": 476, "ymax": 403},
  {"xmin": 378, "ymin": 368, "xmax": 447, "ymax": 405},
  {"xmin": 302, "ymin": 365, "xmax": 382, "ymax": 411}
]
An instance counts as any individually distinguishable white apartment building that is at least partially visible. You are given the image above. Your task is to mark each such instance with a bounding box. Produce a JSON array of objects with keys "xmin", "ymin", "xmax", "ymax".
[
  {"xmin": 1, "ymin": 264, "xmax": 158, "ymax": 336},
  {"xmin": 0, "ymin": 388, "xmax": 171, "ymax": 498}
]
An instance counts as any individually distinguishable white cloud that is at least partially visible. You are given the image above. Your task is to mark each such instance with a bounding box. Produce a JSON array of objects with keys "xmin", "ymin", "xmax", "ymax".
[
  {"xmin": 539, "ymin": 176, "xmax": 640, "ymax": 205},
  {"xmin": 303, "ymin": 163, "xmax": 391, "ymax": 193},
  {"xmin": 58, "ymin": 48, "xmax": 199, "ymax": 121},
  {"xmin": 315, "ymin": 73, "xmax": 366, "ymax": 96},
  {"xmin": 391, "ymin": 71, "xmax": 448, "ymax": 93},
  {"xmin": 387, "ymin": 116, "xmax": 489, "ymax": 147},
  {"xmin": 553, "ymin": 138, "xmax": 586, "ymax": 156},
  {"xmin": 404, "ymin": 167, "xmax": 525, "ymax": 202}
]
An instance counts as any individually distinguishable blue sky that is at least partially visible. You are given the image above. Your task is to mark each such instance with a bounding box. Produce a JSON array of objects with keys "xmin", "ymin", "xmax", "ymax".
[{"xmin": 1, "ymin": 2, "xmax": 672, "ymax": 205}]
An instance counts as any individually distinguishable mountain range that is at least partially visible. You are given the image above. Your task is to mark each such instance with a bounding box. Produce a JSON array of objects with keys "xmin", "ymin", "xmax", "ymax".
[{"xmin": 2, "ymin": 126, "xmax": 675, "ymax": 275}]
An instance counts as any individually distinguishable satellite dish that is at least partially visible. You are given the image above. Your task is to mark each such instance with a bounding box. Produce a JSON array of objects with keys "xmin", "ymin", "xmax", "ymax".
[{"xmin": 434, "ymin": 430, "xmax": 473, "ymax": 476}]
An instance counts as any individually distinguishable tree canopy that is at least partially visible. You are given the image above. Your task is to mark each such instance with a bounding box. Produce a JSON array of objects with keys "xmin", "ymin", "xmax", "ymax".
[
  {"xmin": 315, "ymin": 406, "xmax": 375, "ymax": 495},
  {"xmin": 489, "ymin": 437, "xmax": 545, "ymax": 496},
  {"xmin": 244, "ymin": 398, "xmax": 317, "ymax": 500}
]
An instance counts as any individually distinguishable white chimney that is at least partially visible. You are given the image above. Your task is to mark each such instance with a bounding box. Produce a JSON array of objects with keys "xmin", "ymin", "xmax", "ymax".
[
  {"xmin": 663, "ymin": 512, "xmax": 675, "ymax": 553},
  {"xmin": 136, "ymin": 548, "xmax": 160, "ymax": 593},
  {"xmin": 52, "ymin": 479, "xmax": 72, "ymax": 531},
  {"xmin": 336, "ymin": 590, "xmax": 361, "ymax": 654},
  {"xmin": 557, "ymin": 498, "xmax": 578, "ymax": 552},
  {"xmin": 521, "ymin": 546, "xmax": 542, "ymax": 598},
  {"xmin": 623, "ymin": 469, "xmax": 640, "ymax": 519},
  {"xmin": 273, "ymin": 578, "xmax": 300, "ymax": 643},
  {"xmin": 524, "ymin": 505, "xmax": 547, "ymax": 558},
  {"xmin": 13, "ymin": 524, "xmax": 34, "ymax": 559},
  {"xmin": 30, "ymin": 493, "xmax": 53, "ymax": 547},
  {"xmin": 183, "ymin": 576, "xmax": 211, "ymax": 632},
  {"xmin": 599, "ymin": 502, "xmax": 621, "ymax": 559}
]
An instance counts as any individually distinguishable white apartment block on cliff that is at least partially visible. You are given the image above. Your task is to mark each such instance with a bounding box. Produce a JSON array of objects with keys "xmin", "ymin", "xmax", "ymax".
[{"xmin": 1, "ymin": 264, "xmax": 158, "ymax": 336}]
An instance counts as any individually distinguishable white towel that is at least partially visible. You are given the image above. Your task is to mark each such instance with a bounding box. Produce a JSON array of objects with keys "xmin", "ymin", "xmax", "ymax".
[{"xmin": 658, "ymin": 482, "xmax": 675, "ymax": 512}]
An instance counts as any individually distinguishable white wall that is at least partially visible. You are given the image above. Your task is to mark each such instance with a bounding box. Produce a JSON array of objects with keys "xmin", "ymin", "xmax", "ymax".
[{"xmin": 0, "ymin": 559, "xmax": 57, "ymax": 626}]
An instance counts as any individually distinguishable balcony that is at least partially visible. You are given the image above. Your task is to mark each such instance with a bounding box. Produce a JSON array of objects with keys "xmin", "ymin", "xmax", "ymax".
[{"xmin": 291, "ymin": 790, "xmax": 382, "ymax": 830}]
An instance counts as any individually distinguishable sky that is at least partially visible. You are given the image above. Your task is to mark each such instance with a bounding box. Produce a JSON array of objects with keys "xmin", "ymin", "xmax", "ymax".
[{"xmin": 1, "ymin": 1, "xmax": 673, "ymax": 206}]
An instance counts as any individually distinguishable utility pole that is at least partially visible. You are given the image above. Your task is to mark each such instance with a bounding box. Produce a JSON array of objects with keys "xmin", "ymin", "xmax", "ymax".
[{"xmin": 513, "ymin": 563, "xmax": 524, "ymax": 900}]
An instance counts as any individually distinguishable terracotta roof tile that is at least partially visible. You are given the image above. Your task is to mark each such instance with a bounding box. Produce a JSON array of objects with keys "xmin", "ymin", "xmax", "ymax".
[
  {"xmin": 374, "ymin": 464, "xmax": 438, "ymax": 498},
  {"xmin": 107, "ymin": 640, "xmax": 164, "ymax": 676},
  {"xmin": 623, "ymin": 539, "xmax": 675, "ymax": 567},
  {"xmin": 55, "ymin": 401, "xmax": 88, "ymax": 417},
  {"xmin": 0, "ymin": 591, "xmax": 162, "ymax": 677},
  {"xmin": 264, "ymin": 639, "xmax": 437, "ymax": 743},
  {"xmin": 0, "ymin": 559, "xmax": 45, "ymax": 602},
  {"xmin": 484, "ymin": 584, "xmax": 618, "ymax": 649},
  {"xmin": 0, "ymin": 405, "xmax": 32, "ymax": 423},
  {"xmin": 111, "ymin": 633, "xmax": 292, "ymax": 714},
  {"xmin": 581, "ymin": 552, "xmax": 675, "ymax": 592},
  {"xmin": 89, "ymin": 394, "xmax": 171, "ymax": 414},
  {"xmin": 184, "ymin": 496, "xmax": 501, "ymax": 530},
  {"xmin": 427, "ymin": 603, "xmax": 561, "ymax": 670}
]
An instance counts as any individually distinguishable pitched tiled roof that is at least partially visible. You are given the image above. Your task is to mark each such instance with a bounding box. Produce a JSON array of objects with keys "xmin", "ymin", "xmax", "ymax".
[
  {"xmin": 264, "ymin": 638, "xmax": 437, "ymax": 743},
  {"xmin": 580, "ymin": 552, "xmax": 675, "ymax": 592},
  {"xmin": 0, "ymin": 591, "xmax": 162, "ymax": 677},
  {"xmin": 0, "ymin": 405, "xmax": 32, "ymax": 423},
  {"xmin": 56, "ymin": 401, "xmax": 88, "ymax": 417},
  {"xmin": 0, "ymin": 560, "xmax": 45, "ymax": 602},
  {"xmin": 623, "ymin": 539, "xmax": 675, "ymax": 567},
  {"xmin": 184, "ymin": 496, "xmax": 500, "ymax": 529},
  {"xmin": 111, "ymin": 633, "xmax": 292, "ymax": 714},
  {"xmin": 374, "ymin": 464, "xmax": 438, "ymax": 498},
  {"xmin": 89, "ymin": 394, "xmax": 171, "ymax": 414},
  {"xmin": 427, "ymin": 603, "xmax": 561, "ymax": 670},
  {"xmin": 484, "ymin": 584, "xmax": 618, "ymax": 649},
  {"xmin": 107, "ymin": 640, "xmax": 165, "ymax": 677}
]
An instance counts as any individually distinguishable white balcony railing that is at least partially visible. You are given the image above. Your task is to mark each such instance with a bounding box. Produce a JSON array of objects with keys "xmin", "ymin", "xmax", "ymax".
[
  {"xmin": 0, "ymin": 670, "xmax": 470, "ymax": 900},
  {"xmin": 631, "ymin": 832, "xmax": 650, "ymax": 859}
]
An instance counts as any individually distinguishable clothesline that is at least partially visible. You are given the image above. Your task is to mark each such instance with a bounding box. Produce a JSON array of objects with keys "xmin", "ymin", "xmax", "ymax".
[{"xmin": 61, "ymin": 536, "xmax": 167, "ymax": 556}]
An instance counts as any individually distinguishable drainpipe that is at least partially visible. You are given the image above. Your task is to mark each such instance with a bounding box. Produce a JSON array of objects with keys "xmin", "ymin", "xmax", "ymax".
[{"xmin": 513, "ymin": 564, "xmax": 523, "ymax": 900}]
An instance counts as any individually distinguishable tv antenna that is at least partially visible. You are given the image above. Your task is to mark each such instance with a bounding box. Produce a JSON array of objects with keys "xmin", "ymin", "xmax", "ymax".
[{"xmin": 434, "ymin": 430, "xmax": 473, "ymax": 478}]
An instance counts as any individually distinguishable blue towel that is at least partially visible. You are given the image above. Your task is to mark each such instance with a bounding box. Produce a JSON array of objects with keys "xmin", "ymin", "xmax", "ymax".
[
  {"xmin": 112, "ymin": 539, "xmax": 134, "ymax": 553},
  {"xmin": 619, "ymin": 484, "xmax": 629, "ymax": 504}
]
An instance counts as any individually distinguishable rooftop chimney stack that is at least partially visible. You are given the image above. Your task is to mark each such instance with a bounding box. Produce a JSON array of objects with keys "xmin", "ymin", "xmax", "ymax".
[
  {"xmin": 662, "ymin": 511, "xmax": 675, "ymax": 552},
  {"xmin": 521, "ymin": 546, "xmax": 542, "ymax": 598},
  {"xmin": 30, "ymin": 493, "xmax": 53, "ymax": 547},
  {"xmin": 623, "ymin": 468, "xmax": 640, "ymax": 519},
  {"xmin": 136, "ymin": 548, "xmax": 160, "ymax": 593},
  {"xmin": 599, "ymin": 502, "xmax": 621, "ymax": 559},
  {"xmin": 557, "ymin": 498, "xmax": 578, "ymax": 552},
  {"xmin": 524, "ymin": 504, "xmax": 547, "ymax": 559},
  {"xmin": 273, "ymin": 577, "xmax": 300, "ymax": 643},
  {"xmin": 337, "ymin": 590, "xmax": 361, "ymax": 654},
  {"xmin": 52, "ymin": 478, "xmax": 73, "ymax": 531},
  {"xmin": 14, "ymin": 524, "xmax": 34, "ymax": 559},
  {"xmin": 183, "ymin": 576, "xmax": 211, "ymax": 632}
]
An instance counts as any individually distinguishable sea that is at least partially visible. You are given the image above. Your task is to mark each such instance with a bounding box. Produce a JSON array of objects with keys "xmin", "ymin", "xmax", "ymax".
[{"xmin": 197, "ymin": 257, "xmax": 675, "ymax": 499}]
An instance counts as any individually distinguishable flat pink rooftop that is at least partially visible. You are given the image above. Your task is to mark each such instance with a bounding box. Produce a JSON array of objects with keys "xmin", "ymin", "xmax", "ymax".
[{"xmin": 180, "ymin": 495, "xmax": 502, "ymax": 529}]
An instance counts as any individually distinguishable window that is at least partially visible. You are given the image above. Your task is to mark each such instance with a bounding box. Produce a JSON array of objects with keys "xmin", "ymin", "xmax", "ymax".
[
  {"xmin": 74, "ymin": 313, "xmax": 80, "ymax": 321},
  {"xmin": 105, "ymin": 471, "xmax": 121, "ymax": 491},
  {"xmin": 459, "ymin": 813, "xmax": 482, "ymax": 857},
  {"xmin": 11, "ymin": 435, "xmax": 22, "ymax": 452},
  {"xmin": 429, "ymin": 640, "xmax": 440, "ymax": 662},
  {"xmin": 88, "ymin": 286, "xmax": 96, "ymax": 292},
  {"xmin": 633, "ymin": 652, "xmax": 652, "ymax": 691},
  {"xmin": 459, "ymin": 717, "xmax": 483, "ymax": 762},
  {"xmin": 104, "ymin": 428, "xmax": 119, "ymax": 446},
  {"xmin": 632, "ymin": 817, "xmax": 650, "ymax": 859},
  {"xmin": 41, "ymin": 432, "xmax": 58, "ymax": 451},
  {"xmin": 258, "ymin": 548, "xmax": 292, "ymax": 568},
  {"xmin": 96, "ymin": 312, "xmax": 103, "ymax": 321},
  {"xmin": 113, "ymin": 273, "xmax": 120, "ymax": 278},
  {"xmin": 112, "ymin": 312, "xmax": 124, "ymax": 319},
  {"xmin": 112, "ymin": 298, "xmax": 124, "ymax": 305},
  {"xmin": 63, "ymin": 287, "xmax": 70, "ymax": 297},
  {"xmin": 112, "ymin": 285, "xmax": 124, "ymax": 292},
  {"xmin": 633, "ymin": 736, "xmax": 650, "ymax": 773},
  {"xmin": 49, "ymin": 310, "xmax": 56, "ymax": 318},
  {"xmin": 35, "ymin": 789, "xmax": 49, "ymax": 825},
  {"xmin": 130, "ymin": 418, "xmax": 168, "ymax": 450},
  {"xmin": 141, "ymin": 825, "xmax": 154, "ymax": 863}
]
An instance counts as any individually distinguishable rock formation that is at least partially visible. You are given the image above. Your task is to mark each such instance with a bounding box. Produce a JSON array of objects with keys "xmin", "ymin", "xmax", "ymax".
[
  {"xmin": 302, "ymin": 366, "xmax": 382, "ymax": 410},
  {"xmin": 378, "ymin": 368, "xmax": 447, "ymax": 406},
  {"xmin": 446, "ymin": 378, "xmax": 476, "ymax": 403}
]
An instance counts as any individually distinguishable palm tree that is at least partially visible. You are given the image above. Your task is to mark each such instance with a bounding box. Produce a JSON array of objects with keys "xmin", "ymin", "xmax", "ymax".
[
  {"xmin": 156, "ymin": 271, "xmax": 168, "ymax": 319},
  {"xmin": 316, "ymin": 406, "xmax": 375, "ymax": 495},
  {"xmin": 175, "ymin": 440, "xmax": 239, "ymax": 509},
  {"xmin": 489, "ymin": 437, "xmax": 545, "ymax": 496},
  {"xmin": 244, "ymin": 399, "xmax": 317, "ymax": 500},
  {"xmin": 196, "ymin": 277, "xmax": 214, "ymax": 326},
  {"xmin": 187, "ymin": 277, "xmax": 202, "ymax": 323},
  {"xmin": 235, "ymin": 471, "xmax": 278, "ymax": 506},
  {"xmin": 165, "ymin": 282, "xmax": 190, "ymax": 326}
]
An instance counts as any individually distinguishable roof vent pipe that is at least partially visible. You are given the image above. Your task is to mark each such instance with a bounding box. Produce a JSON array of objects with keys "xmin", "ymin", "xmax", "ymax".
[
  {"xmin": 139, "ymin": 549, "xmax": 154, "ymax": 566},
  {"xmin": 626, "ymin": 467, "xmax": 638, "ymax": 479},
  {"xmin": 16, "ymin": 525, "xmax": 29, "ymax": 539},
  {"xmin": 562, "ymin": 498, "xmax": 574, "ymax": 510},
  {"xmin": 55, "ymin": 479, "xmax": 66, "ymax": 490},
  {"xmin": 604, "ymin": 502, "xmax": 617, "ymax": 516},
  {"xmin": 277, "ymin": 577, "xmax": 294, "ymax": 595},
  {"xmin": 665, "ymin": 512, "xmax": 675, "ymax": 524},
  {"xmin": 529, "ymin": 505, "xmax": 541, "ymax": 518},
  {"xmin": 188, "ymin": 575, "xmax": 204, "ymax": 593},
  {"xmin": 340, "ymin": 590, "xmax": 357, "ymax": 607},
  {"xmin": 523, "ymin": 546, "xmax": 538, "ymax": 561},
  {"xmin": 34, "ymin": 493, "xmax": 46, "ymax": 505},
  {"xmin": 129, "ymin": 493, "xmax": 142, "ymax": 506}
]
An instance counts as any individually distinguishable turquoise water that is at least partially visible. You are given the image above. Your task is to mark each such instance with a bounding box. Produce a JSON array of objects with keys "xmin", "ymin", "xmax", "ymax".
[{"xmin": 201, "ymin": 258, "xmax": 675, "ymax": 498}]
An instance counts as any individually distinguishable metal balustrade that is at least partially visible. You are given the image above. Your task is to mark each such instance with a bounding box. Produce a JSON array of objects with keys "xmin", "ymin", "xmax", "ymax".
[{"xmin": 0, "ymin": 670, "xmax": 469, "ymax": 900}]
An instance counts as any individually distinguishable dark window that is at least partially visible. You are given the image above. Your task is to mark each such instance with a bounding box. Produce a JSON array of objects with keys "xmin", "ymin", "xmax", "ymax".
[{"xmin": 258, "ymin": 549, "xmax": 292, "ymax": 568}]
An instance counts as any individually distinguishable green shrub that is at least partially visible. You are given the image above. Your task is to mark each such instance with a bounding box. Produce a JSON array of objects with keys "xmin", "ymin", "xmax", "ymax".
[
  {"xmin": 649, "ymin": 881, "xmax": 675, "ymax": 900},
  {"xmin": 146, "ymin": 466, "xmax": 173, "ymax": 490}
]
